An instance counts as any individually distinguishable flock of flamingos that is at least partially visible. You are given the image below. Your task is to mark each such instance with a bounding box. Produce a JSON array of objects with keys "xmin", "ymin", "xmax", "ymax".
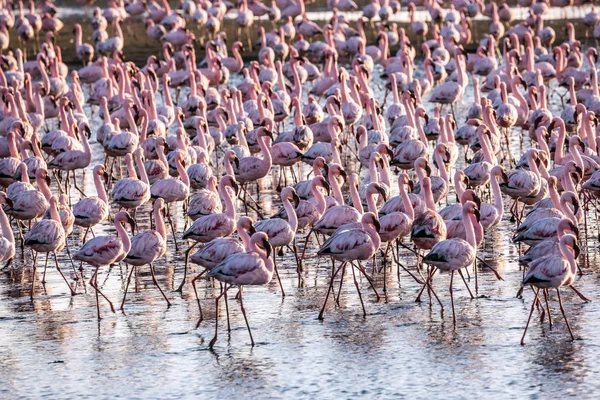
[{"xmin": 0, "ymin": 0, "xmax": 598, "ymax": 349}]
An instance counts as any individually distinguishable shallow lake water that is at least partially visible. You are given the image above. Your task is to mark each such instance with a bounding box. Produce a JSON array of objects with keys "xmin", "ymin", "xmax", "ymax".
[{"xmin": 3, "ymin": 7, "xmax": 600, "ymax": 400}]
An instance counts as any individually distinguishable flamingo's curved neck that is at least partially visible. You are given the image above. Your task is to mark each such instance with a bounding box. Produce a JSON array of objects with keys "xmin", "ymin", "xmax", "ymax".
[
  {"xmin": 462, "ymin": 207, "xmax": 477, "ymax": 248},
  {"xmin": 258, "ymin": 133, "xmax": 272, "ymax": 171},
  {"xmin": 176, "ymin": 157, "xmax": 190, "ymax": 188},
  {"xmin": 115, "ymin": 218, "xmax": 131, "ymax": 254},
  {"xmin": 350, "ymin": 181, "xmax": 363, "ymax": 214},
  {"xmin": 560, "ymin": 239, "xmax": 577, "ymax": 276},
  {"xmin": 491, "ymin": 174, "xmax": 503, "ymax": 222},
  {"xmin": 329, "ymin": 170, "xmax": 344, "ymax": 205},
  {"xmin": 94, "ymin": 170, "xmax": 109, "ymax": 204},
  {"xmin": 312, "ymin": 182, "xmax": 327, "ymax": 215},
  {"xmin": 560, "ymin": 197, "xmax": 578, "ymax": 226},
  {"xmin": 366, "ymin": 188, "xmax": 378, "ymax": 215},
  {"xmin": 135, "ymin": 152, "xmax": 149, "ymax": 184},
  {"xmin": 434, "ymin": 151, "xmax": 448, "ymax": 184},
  {"xmin": 555, "ymin": 121, "xmax": 567, "ymax": 165},
  {"xmin": 400, "ymin": 181, "xmax": 414, "ymax": 221},
  {"xmin": 365, "ymin": 221, "xmax": 381, "ymax": 251},
  {"xmin": 154, "ymin": 204, "xmax": 167, "ymax": 241},
  {"xmin": 282, "ymin": 194, "xmax": 298, "ymax": 232}
]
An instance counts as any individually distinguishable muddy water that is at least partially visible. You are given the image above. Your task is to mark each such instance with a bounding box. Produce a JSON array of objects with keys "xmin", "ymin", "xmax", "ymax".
[{"xmin": 4, "ymin": 10, "xmax": 600, "ymax": 400}]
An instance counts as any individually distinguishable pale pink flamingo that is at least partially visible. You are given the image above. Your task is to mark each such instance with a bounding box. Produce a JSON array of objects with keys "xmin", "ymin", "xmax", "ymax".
[
  {"xmin": 464, "ymin": 124, "xmax": 495, "ymax": 188},
  {"xmin": 500, "ymin": 149, "xmax": 542, "ymax": 222},
  {"xmin": 428, "ymin": 48, "xmax": 466, "ymax": 118},
  {"xmin": 206, "ymin": 231, "xmax": 274, "ymax": 348},
  {"xmin": 391, "ymin": 106, "xmax": 429, "ymax": 170},
  {"xmin": 313, "ymin": 166, "xmax": 361, "ymax": 235},
  {"xmin": 24, "ymin": 195, "xmax": 75, "ymax": 298},
  {"xmin": 317, "ymin": 212, "xmax": 381, "ymax": 318},
  {"xmin": 408, "ymin": 3, "xmax": 428, "ymax": 41},
  {"xmin": 0, "ymin": 132, "xmax": 22, "ymax": 189},
  {"xmin": 411, "ymin": 176, "xmax": 447, "ymax": 251},
  {"xmin": 179, "ymin": 175, "xmax": 239, "ymax": 291},
  {"xmin": 6, "ymin": 163, "xmax": 34, "ymax": 201},
  {"xmin": 221, "ymin": 41, "xmax": 244, "ymax": 74},
  {"xmin": 111, "ymin": 148, "xmax": 151, "ymax": 214},
  {"xmin": 419, "ymin": 201, "xmax": 479, "ymax": 325},
  {"xmin": 121, "ymin": 198, "xmax": 171, "ymax": 310},
  {"xmin": 73, "ymin": 165, "xmax": 110, "ymax": 240},
  {"xmin": 519, "ymin": 218, "xmax": 579, "ymax": 267},
  {"xmin": 188, "ymin": 175, "xmax": 223, "ymax": 221},
  {"xmin": 233, "ymin": 125, "xmax": 274, "ymax": 207},
  {"xmin": 48, "ymin": 122, "xmax": 92, "ymax": 197},
  {"xmin": 3, "ymin": 167, "xmax": 50, "ymax": 223},
  {"xmin": 73, "ymin": 23, "xmax": 94, "ymax": 66},
  {"xmin": 150, "ymin": 149, "xmax": 190, "ymax": 248},
  {"xmin": 188, "ymin": 215, "xmax": 256, "ymax": 321},
  {"xmin": 513, "ymin": 193, "xmax": 579, "ymax": 247},
  {"xmin": 254, "ymin": 187, "xmax": 300, "ymax": 290},
  {"xmin": 520, "ymin": 234, "xmax": 583, "ymax": 345},
  {"xmin": 73, "ymin": 211, "xmax": 134, "ymax": 319},
  {"xmin": 0, "ymin": 197, "xmax": 15, "ymax": 267}
]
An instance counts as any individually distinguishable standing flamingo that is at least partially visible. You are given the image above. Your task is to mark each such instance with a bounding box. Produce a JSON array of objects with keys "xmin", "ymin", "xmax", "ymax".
[
  {"xmin": 24, "ymin": 196, "xmax": 75, "ymax": 298},
  {"xmin": 207, "ymin": 231, "xmax": 274, "ymax": 348},
  {"xmin": 121, "ymin": 199, "xmax": 171, "ymax": 310},
  {"xmin": 73, "ymin": 211, "xmax": 134, "ymax": 319}
]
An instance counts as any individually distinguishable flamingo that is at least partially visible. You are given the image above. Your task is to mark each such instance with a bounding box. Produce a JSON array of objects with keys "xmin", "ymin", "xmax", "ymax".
[
  {"xmin": 254, "ymin": 186, "xmax": 300, "ymax": 292},
  {"xmin": 73, "ymin": 165, "xmax": 110, "ymax": 240},
  {"xmin": 180, "ymin": 175, "xmax": 239, "ymax": 291},
  {"xmin": 73, "ymin": 211, "xmax": 135, "ymax": 319},
  {"xmin": 206, "ymin": 231, "xmax": 274, "ymax": 348},
  {"xmin": 189, "ymin": 216, "xmax": 256, "ymax": 320},
  {"xmin": 24, "ymin": 196, "xmax": 75, "ymax": 298},
  {"xmin": 317, "ymin": 212, "xmax": 381, "ymax": 319},
  {"xmin": 0, "ymin": 196, "xmax": 15, "ymax": 268},
  {"xmin": 519, "ymin": 234, "xmax": 585, "ymax": 345},
  {"xmin": 420, "ymin": 201, "xmax": 479, "ymax": 325},
  {"xmin": 121, "ymin": 199, "xmax": 171, "ymax": 310}
]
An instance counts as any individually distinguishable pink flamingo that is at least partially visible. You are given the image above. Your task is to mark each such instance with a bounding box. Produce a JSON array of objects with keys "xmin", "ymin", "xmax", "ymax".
[
  {"xmin": 520, "ymin": 234, "xmax": 584, "ymax": 345},
  {"xmin": 73, "ymin": 165, "xmax": 110, "ymax": 240},
  {"xmin": 429, "ymin": 48, "xmax": 466, "ymax": 118},
  {"xmin": 150, "ymin": 149, "xmax": 190, "ymax": 248},
  {"xmin": 317, "ymin": 212, "xmax": 381, "ymax": 319},
  {"xmin": 0, "ymin": 197, "xmax": 15, "ymax": 267},
  {"xmin": 420, "ymin": 201, "xmax": 479, "ymax": 325},
  {"xmin": 74, "ymin": 211, "xmax": 134, "ymax": 319},
  {"xmin": 73, "ymin": 23, "xmax": 94, "ymax": 66},
  {"xmin": 24, "ymin": 196, "xmax": 75, "ymax": 298},
  {"xmin": 180, "ymin": 175, "xmax": 239, "ymax": 291},
  {"xmin": 3, "ymin": 167, "xmax": 50, "ymax": 223},
  {"xmin": 121, "ymin": 199, "xmax": 171, "ymax": 310},
  {"xmin": 111, "ymin": 148, "xmax": 151, "ymax": 214},
  {"xmin": 207, "ymin": 231, "xmax": 274, "ymax": 348}
]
